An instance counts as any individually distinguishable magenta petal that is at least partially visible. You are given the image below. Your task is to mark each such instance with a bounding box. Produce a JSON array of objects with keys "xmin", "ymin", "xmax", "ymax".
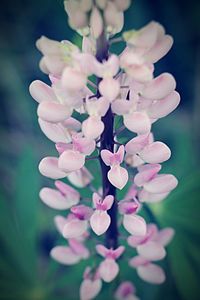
[
  {"xmin": 90, "ymin": 211, "xmax": 111, "ymax": 235},
  {"xmin": 137, "ymin": 241, "xmax": 166, "ymax": 261},
  {"xmin": 143, "ymin": 174, "xmax": 178, "ymax": 193},
  {"xmin": 37, "ymin": 101, "xmax": 71, "ymax": 123},
  {"xmin": 123, "ymin": 214, "xmax": 147, "ymax": 236},
  {"xmin": 58, "ymin": 150, "xmax": 85, "ymax": 172},
  {"xmin": 50, "ymin": 246, "xmax": 81, "ymax": 265},
  {"xmin": 108, "ymin": 165, "xmax": 128, "ymax": 190},
  {"xmin": 124, "ymin": 111, "xmax": 151, "ymax": 134},
  {"xmin": 99, "ymin": 258, "xmax": 119, "ymax": 282},
  {"xmin": 38, "ymin": 157, "xmax": 67, "ymax": 179},
  {"xmin": 137, "ymin": 263, "xmax": 166, "ymax": 284}
]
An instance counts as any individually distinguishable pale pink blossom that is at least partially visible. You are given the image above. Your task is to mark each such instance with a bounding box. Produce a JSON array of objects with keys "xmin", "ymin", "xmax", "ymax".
[
  {"xmin": 82, "ymin": 97, "xmax": 109, "ymax": 139},
  {"xmin": 115, "ymin": 281, "xmax": 139, "ymax": 300},
  {"xmin": 90, "ymin": 193, "xmax": 114, "ymax": 235},
  {"xmin": 96, "ymin": 244, "xmax": 125, "ymax": 282},
  {"xmin": 80, "ymin": 267, "xmax": 102, "ymax": 300},
  {"xmin": 39, "ymin": 180, "xmax": 80, "ymax": 210},
  {"xmin": 58, "ymin": 134, "xmax": 95, "ymax": 172},
  {"xmin": 101, "ymin": 145, "xmax": 128, "ymax": 189}
]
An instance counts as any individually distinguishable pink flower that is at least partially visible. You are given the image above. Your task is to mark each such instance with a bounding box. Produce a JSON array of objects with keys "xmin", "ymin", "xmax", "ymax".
[
  {"xmin": 58, "ymin": 134, "xmax": 95, "ymax": 172},
  {"xmin": 129, "ymin": 255, "xmax": 166, "ymax": 284},
  {"xmin": 93, "ymin": 55, "xmax": 120, "ymax": 102},
  {"xmin": 96, "ymin": 244, "xmax": 125, "ymax": 282},
  {"xmin": 90, "ymin": 193, "xmax": 114, "ymax": 235},
  {"xmin": 125, "ymin": 134, "xmax": 171, "ymax": 164},
  {"xmin": 39, "ymin": 180, "xmax": 80, "ymax": 210},
  {"xmin": 62, "ymin": 206, "xmax": 93, "ymax": 239},
  {"xmin": 101, "ymin": 145, "xmax": 128, "ymax": 189},
  {"xmin": 82, "ymin": 97, "xmax": 109, "ymax": 139},
  {"xmin": 80, "ymin": 267, "xmax": 102, "ymax": 300},
  {"xmin": 134, "ymin": 164, "xmax": 178, "ymax": 194},
  {"xmin": 67, "ymin": 166, "xmax": 93, "ymax": 188},
  {"xmin": 115, "ymin": 281, "xmax": 139, "ymax": 300},
  {"xmin": 128, "ymin": 224, "xmax": 175, "ymax": 284}
]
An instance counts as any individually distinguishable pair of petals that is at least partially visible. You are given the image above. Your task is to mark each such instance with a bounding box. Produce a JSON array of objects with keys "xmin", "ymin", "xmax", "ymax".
[
  {"xmin": 125, "ymin": 134, "xmax": 171, "ymax": 164},
  {"xmin": 40, "ymin": 180, "xmax": 80, "ymax": 210},
  {"xmin": 38, "ymin": 117, "xmax": 81, "ymax": 143},
  {"xmin": 51, "ymin": 240, "xmax": 89, "ymax": 266},
  {"xmin": 130, "ymin": 256, "xmax": 166, "ymax": 284}
]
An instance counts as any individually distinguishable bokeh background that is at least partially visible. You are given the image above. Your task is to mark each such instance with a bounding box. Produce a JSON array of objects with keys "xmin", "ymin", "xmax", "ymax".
[{"xmin": 0, "ymin": 0, "xmax": 200, "ymax": 299}]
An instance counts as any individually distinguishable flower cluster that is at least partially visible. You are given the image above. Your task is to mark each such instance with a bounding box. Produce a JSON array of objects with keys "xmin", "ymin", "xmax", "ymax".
[{"xmin": 30, "ymin": 1, "xmax": 180, "ymax": 299}]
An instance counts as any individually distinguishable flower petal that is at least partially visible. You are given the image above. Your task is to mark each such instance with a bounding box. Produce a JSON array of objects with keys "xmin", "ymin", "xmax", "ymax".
[
  {"xmin": 58, "ymin": 150, "xmax": 85, "ymax": 172},
  {"xmin": 82, "ymin": 116, "xmax": 104, "ymax": 140},
  {"xmin": 90, "ymin": 211, "xmax": 111, "ymax": 235},
  {"xmin": 54, "ymin": 215, "xmax": 67, "ymax": 234},
  {"xmin": 67, "ymin": 167, "xmax": 93, "ymax": 188},
  {"xmin": 147, "ymin": 90, "xmax": 180, "ymax": 119},
  {"xmin": 39, "ymin": 187, "xmax": 77, "ymax": 210},
  {"xmin": 137, "ymin": 263, "xmax": 166, "ymax": 284},
  {"xmin": 108, "ymin": 165, "xmax": 128, "ymax": 190},
  {"xmin": 80, "ymin": 279, "xmax": 102, "ymax": 300},
  {"xmin": 137, "ymin": 241, "xmax": 166, "ymax": 261},
  {"xmin": 99, "ymin": 258, "xmax": 119, "ymax": 282},
  {"xmin": 134, "ymin": 164, "xmax": 161, "ymax": 187},
  {"xmin": 144, "ymin": 35, "xmax": 173, "ymax": 64},
  {"xmin": 143, "ymin": 174, "xmax": 178, "ymax": 193},
  {"xmin": 99, "ymin": 78, "xmax": 120, "ymax": 102},
  {"xmin": 123, "ymin": 214, "xmax": 147, "ymax": 236},
  {"xmin": 50, "ymin": 246, "xmax": 81, "ymax": 265},
  {"xmin": 154, "ymin": 228, "xmax": 175, "ymax": 246},
  {"xmin": 29, "ymin": 80, "xmax": 57, "ymax": 103},
  {"xmin": 38, "ymin": 118, "xmax": 71, "ymax": 143},
  {"xmin": 61, "ymin": 67, "xmax": 87, "ymax": 92},
  {"xmin": 124, "ymin": 111, "xmax": 151, "ymax": 134},
  {"xmin": 63, "ymin": 219, "xmax": 88, "ymax": 238},
  {"xmin": 142, "ymin": 73, "xmax": 176, "ymax": 100},
  {"xmin": 138, "ymin": 189, "xmax": 169, "ymax": 203},
  {"xmin": 139, "ymin": 141, "xmax": 171, "ymax": 164},
  {"xmin": 37, "ymin": 101, "xmax": 71, "ymax": 123},
  {"xmin": 38, "ymin": 157, "xmax": 67, "ymax": 179},
  {"xmin": 90, "ymin": 6, "xmax": 103, "ymax": 38}
]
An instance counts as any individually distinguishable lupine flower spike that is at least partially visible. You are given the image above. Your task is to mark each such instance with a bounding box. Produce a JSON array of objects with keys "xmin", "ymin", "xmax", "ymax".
[{"xmin": 30, "ymin": 0, "xmax": 180, "ymax": 299}]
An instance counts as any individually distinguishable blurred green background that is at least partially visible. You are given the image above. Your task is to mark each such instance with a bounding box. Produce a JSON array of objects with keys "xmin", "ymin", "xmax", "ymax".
[{"xmin": 0, "ymin": 0, "xmax": 200, "ymax": 299}]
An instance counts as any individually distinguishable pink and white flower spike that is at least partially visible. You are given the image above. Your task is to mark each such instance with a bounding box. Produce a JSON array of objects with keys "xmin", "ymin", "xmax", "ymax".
[{"xmin": 30, "ymin": 1, "xmax": 179, "ymax": 298}]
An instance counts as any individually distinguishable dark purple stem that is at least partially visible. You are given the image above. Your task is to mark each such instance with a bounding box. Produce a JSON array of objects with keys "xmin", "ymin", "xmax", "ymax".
[{"xmin": 96, "ymin": 32, "xmax": 118, "ymax": 249}]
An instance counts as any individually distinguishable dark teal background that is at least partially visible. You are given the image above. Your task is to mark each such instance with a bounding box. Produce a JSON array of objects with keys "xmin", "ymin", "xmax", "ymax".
[{"xmin": 0, "ymin": 0, "xmax": 200, "ymax": 299}]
